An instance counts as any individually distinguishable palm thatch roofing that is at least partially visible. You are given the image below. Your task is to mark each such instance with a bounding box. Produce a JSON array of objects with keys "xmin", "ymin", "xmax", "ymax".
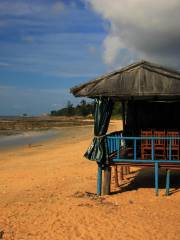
[{"xmin": 70, "ymin": 61, "xmax": 180, "ymax": 100}]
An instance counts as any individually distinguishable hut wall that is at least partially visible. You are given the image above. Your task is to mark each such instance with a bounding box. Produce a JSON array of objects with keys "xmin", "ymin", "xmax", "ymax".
[{"xmin": 125, "ymin": 101, "xmax": 180, "ymax": 135}]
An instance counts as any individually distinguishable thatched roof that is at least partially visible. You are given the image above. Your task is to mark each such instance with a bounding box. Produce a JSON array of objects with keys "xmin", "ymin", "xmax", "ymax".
[{"xmin": 70, "ymin": 61, "xmax": 180, "ymax": 100}]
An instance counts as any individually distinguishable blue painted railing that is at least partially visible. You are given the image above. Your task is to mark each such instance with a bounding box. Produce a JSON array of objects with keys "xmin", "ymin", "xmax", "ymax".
[{"xmin": 105, "ymin": 134, "xmax": 180, "ymax": 196}]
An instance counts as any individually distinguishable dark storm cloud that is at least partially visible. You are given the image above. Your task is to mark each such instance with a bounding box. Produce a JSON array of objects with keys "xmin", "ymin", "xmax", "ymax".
[{"xmin": 87, "ymin": 0, "xmax": 180, "ymax": 68}]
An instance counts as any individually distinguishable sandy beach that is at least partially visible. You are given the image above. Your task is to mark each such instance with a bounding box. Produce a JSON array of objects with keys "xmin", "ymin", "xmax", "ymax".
[{"xmin": 0, "ymin": 121, "xmax": 179, "ymax": 240}]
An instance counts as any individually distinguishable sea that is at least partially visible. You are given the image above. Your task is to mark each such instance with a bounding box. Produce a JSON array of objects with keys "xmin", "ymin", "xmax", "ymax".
[{"xmin": 0, "ymin": 129, "xmax": 62, "ymax": 150}]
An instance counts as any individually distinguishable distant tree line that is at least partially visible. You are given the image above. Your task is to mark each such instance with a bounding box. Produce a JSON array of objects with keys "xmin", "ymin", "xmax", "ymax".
[
  {"xmin": 50, "ymin": 100, "xmax": 94, "ymax": 117},
  {"xmin": 50, "ymin": 100, "xmax": 122, "ymax": 117}
]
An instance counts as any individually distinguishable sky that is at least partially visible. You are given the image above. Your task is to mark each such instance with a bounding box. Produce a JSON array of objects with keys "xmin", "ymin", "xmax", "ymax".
[{"xmin": 1, "ymin": 0, "xmax": 180, "ymax": 115}]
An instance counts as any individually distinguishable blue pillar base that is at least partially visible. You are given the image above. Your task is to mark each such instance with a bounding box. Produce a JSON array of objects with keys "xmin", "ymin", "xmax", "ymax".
[
  {"xmin": 165, "ymin": 169, "xmax": 170, "ymax": 196},
  {"xmin": 97, "ymin": 164, "xmax": 102, "ymax": 195},
  {"xmin": 155, "ymin": 162, "xmax": 159, "ymax": 196}
]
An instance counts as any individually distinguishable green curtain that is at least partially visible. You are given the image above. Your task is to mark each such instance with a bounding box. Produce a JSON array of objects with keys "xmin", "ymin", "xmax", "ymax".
[{"xmin": 84, "ymin": 97, "xmax": 113, "ymax": 164}]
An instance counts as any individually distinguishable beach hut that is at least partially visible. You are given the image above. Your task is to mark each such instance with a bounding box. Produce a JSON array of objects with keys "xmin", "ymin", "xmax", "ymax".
[{"xmin": 70, "ymin": 60, "xmax": 180, "ymax": 196}]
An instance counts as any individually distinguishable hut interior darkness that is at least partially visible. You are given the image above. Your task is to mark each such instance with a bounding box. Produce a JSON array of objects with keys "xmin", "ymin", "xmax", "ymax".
[
  {"xmin": 126, "ymin": 100, "xmax": 180, "ymax": 136},
  {"xmin": 70, "ymin": 61, "xmax": 180, "ymax": 196}
]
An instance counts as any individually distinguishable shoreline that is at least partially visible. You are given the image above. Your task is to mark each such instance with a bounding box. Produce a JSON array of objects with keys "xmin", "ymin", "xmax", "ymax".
[
  {"xmin": 0, "ymin": 120, "xmax": 120, "ymax": 152},
  {"xmin": 0, "ymin": 124, "xmax": 94, "ymax": 153}
]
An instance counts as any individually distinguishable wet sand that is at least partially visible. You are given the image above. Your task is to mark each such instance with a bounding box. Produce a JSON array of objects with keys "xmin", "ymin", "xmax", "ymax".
[
  {"xmin": 0, "ymin": 125, "xmax": 93, "ymax": 151},
  {"xmin": 0, "ymin": 121, "xmax": 179, "ymax": 240}
]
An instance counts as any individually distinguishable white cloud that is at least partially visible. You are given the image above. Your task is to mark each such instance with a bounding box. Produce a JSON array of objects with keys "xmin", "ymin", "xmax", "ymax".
[
  {"xmin": 87, "ymin": 0, "xmax": 180, "ymax": 68},
  {"xmin": 103, "ymin": 35, "xmax": 124, "ymax": 66}
]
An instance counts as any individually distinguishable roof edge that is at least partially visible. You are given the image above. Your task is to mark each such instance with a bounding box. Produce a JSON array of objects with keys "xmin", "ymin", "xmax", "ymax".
[{"xmin": 70, "ymin": 60, "xmax": 180, "ymax": 96}]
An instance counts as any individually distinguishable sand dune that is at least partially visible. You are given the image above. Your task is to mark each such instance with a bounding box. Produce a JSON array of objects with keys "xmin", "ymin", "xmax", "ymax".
[{"xmin": 0, "ymin": 121, "xmax": 179, "ymax": 240}]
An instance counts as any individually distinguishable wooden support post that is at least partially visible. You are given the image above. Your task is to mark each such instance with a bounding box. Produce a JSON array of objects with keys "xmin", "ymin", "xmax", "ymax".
[
  {"xmin": 114, "ymin": 166, "xmax": 119, "ymax": 187},
  {"xmin": 123, "ymin": 166, "xmax": 128, "ymax": 175},
  {"xmin": 103, "ymin": 166, "xmax": 111, "ymax": 195},
  {"xmin": 121, "ymin": 101, "xmax": 127, "ymax": 178},
  {"xmin": 125, "ymin": 166, "xmax": 129, "ymax": 175},
  {"xmin": 166, "ymin": 169, "xmax": 170, "ymax": 196},
  {"xmin": 119, "ymin": 166, "xmax": 124, "ymax": 181},
  {"xmin": 122, "ymin": 101, "xmax": 126, "ymax": 133},
  {"xmin": 97, "ymin": 164, "xmax": 102, "ymax": 195}
]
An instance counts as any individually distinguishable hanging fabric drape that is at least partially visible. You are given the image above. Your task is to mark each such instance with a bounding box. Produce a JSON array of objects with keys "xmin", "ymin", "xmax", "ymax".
[{"xmin": 84, "ymin": 97, "xmax": 113, "ymax": 164}]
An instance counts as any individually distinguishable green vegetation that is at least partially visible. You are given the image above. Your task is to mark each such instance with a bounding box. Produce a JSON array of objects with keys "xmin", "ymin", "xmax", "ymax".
[
  {"xmin": 112, "ymin": 101, "xmax": 122, "ymax": 118},
  {"xmin": 50, "ymin": 100, "xmax": 94, "ymax": 117},
  {"xmin": 50, "ymin": 100, "xmax": 122, "ymax": 118}
]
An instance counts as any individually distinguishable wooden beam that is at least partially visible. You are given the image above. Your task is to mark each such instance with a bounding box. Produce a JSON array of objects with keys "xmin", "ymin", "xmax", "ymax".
[
  {"xmin": 122, "ymin": 101, "xmax": 130, "ymax": 175},
  {"xmin": 103, "ymin": 166, "xmax": 111, "ymax": 195},
  {"xmin": 119, "ymin": 166, "xmax": 124, "ymax": 181},
  {"xmin": 122, "ymin": 101, "xmax": 126, "ymax": 132},
  {"xmin": 114, "ymin": 166, "xmax": 119, "ymax": 187}
]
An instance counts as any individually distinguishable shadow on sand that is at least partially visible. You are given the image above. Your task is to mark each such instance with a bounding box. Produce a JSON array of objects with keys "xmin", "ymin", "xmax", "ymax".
[{"xmin": 111, "ymin": 168, "xmax": 180, "ymax": 196}]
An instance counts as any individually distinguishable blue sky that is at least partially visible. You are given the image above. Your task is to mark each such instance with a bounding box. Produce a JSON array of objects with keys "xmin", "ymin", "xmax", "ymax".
[
  {"xmin": 0, "ymin": 0, "xmax": 108, "ymax": 115},
  {"xmin": 1, "ymin": 0, "xmax": 180, "ymax": 115}
]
